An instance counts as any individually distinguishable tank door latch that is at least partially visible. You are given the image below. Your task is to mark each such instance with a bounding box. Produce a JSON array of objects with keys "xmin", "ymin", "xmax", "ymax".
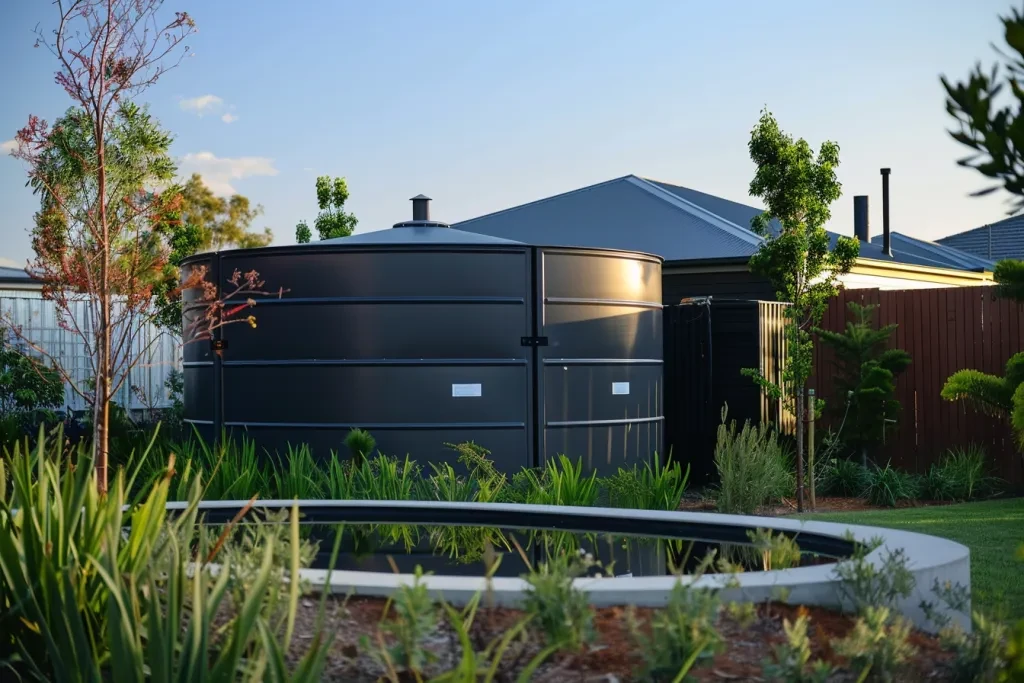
[{"xmin": 520, "ymin": 336, "xmax": 549, "ymax": 347}]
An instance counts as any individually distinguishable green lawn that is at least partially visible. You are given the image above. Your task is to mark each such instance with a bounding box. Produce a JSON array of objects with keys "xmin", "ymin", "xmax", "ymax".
[{"xmin": 803, "ymin": 498, "xmax": 1024, "ymax": 619}]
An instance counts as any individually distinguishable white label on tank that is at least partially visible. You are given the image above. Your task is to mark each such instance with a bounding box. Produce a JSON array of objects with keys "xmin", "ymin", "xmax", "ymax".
[
  {"xmin": 612, "ymin": 382, "xmax": 630, "ymax": 395},
  {"xmin": 452, "ymin": 383, "xmax": 482, "ymax": 398}
]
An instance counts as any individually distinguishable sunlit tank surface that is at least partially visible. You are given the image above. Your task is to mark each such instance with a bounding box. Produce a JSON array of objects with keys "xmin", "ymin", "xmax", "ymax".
[{"xmin": 181, "ymin": 196, "xmax": 663, "ymax": 475}]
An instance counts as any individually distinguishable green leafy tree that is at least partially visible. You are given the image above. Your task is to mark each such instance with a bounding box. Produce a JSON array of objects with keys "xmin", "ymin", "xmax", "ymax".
[
  {"xmin": 296, "ymin": 176, "xmax": 358, "ymax": 242},
  {"xmin": 742, "ymin": 109, "xmax": 860, "ymax": 511},
  {"xmin": 943, "ymin": 353, "xmax": 1024, "ymax": 448},
  {"xmin": 179, "ymin": 173, "xmax": 273, "ymax": 250},
  {"xmin": 814, "ymin": 302, "xmax": 911, "ymax": 463},
  {"xmin": 0, "ymin": 335, "xmax": 65, "ymax": 414},
  {"xmin": 294, "ymin": 219, "xmax": 312, "ymax": 244},
  {"xmin": 7, "ymin": 2, "xmax": 278, "ymax": 492}
]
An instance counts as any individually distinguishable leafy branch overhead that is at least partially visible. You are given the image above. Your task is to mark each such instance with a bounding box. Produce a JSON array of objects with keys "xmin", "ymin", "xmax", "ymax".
[
  {"xmin": 295, "ymin": 176, "xmax": 358, "ymax": 243},
  {"xmin": 942, "ymin": 5, "xmax": 1024, "ymax": 213}
]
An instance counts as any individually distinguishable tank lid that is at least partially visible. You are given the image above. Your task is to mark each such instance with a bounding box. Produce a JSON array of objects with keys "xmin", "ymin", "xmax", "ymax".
[
  {"xmin": 317, "ymin": 193, "xmax": 525, "ymax": 246},
  {"xmin": 318, "ymin": 226, "xmax": 525, "ymax": 246}
]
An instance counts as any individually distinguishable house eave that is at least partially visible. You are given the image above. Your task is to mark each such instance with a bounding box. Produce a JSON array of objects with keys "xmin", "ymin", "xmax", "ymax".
[{"xmin": 850, "ymin": 257, "xmax": 994, "ymax": 284}]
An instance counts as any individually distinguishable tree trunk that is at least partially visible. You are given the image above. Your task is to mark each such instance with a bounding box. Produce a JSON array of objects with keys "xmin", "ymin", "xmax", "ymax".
[
  {"xmin": 95, "ymin": 106, "xmax": 110, "ymax": 495},
  {"xmin": 808, "ymin": 389, "xmax": 816, "ymax": 511},
  {"xmin": 795, "ymin": 385, "xmax": 805, "ymax": 513}
]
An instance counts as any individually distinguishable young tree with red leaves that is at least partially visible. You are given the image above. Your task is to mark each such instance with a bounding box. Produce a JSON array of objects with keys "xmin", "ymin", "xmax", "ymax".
[{"xmin": 6, "ymin": 1, "xmax": 278, "ymax": 493}]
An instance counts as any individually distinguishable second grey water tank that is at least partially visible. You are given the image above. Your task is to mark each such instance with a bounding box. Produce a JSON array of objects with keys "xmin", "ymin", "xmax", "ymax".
[{"xmin": 182, "ymin": 196, "xmax": 663, "ymax": 475}]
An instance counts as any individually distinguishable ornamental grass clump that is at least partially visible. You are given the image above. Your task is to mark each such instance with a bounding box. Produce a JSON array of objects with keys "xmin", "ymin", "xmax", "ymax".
[
  {"xmin": 714, "ymin": 406, "xmax": 795, "ymax": 514},
  {"xmin": 0, "ymin": 426, "xmax": 333, "ymax": 682}
]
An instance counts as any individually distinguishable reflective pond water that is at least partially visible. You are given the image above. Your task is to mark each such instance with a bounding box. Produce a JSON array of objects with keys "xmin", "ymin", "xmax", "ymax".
[{"xmin": 227, "ymin": 520, "xmax": 849, "ymax": 577}]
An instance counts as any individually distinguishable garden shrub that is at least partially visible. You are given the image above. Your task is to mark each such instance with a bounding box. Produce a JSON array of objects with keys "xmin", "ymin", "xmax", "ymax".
[
  {"xmin": 344, "ymin": 427, "xmax": 376, "ymax": 466},
  {"xmin": 604, "ymin": 451, "xmax": 689, "ymax": 511},
  {"xmin": 0, "ymin": 337, "xmax": 64, "ymax": 414},
  {"xmin": 922, "ymin": 445, "xmax": 1000, "ymax": 502},
  {"xmin": 833, "ymin": 606, "xmax": 917, "ymax": 683},
  {"xmin": 522, "ymin": 548, "xmax": 599, "ymax": 650},
  {"xmin": 863, "ymin": 462, "xmax": 920, "ymax": 507},
  {"xmin": 629, "ymin": 580, "xmax": 722, "ymax": 681},
  {"xmin": 763, "ymin": 609, "xmax": 833, "ymax": 682},
  {"xmin": 714, "ymin": 406, "xmax": 795, "ymax": 514},
  {"xmin": 364, "ymin": 566, "xmax": 439, "ymax": 677},
  {"xmin": 521, "ymin": 454, "xmax": 600, "ymax": 507},
  {"xmin": 819, "ymin": 457, "xmax": 868, "ymax": 498}
]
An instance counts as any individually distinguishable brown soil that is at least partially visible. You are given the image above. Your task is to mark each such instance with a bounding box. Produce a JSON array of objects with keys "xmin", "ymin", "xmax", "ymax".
[
  {"xmin": 288, "ymin": 594, "xmax": 957, "ymax": 682},
  {"xmin": 679, "ymin": 495, "xmax": 958, "ymax": 516}
]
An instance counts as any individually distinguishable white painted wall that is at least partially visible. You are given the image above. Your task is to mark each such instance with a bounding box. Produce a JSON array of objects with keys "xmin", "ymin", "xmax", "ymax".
[{"xmin": 0, "ymin": 288, "xmax": 180, "ymax": 411}]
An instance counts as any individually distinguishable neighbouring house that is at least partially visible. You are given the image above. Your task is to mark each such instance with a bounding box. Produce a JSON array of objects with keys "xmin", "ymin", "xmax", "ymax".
[
  {"xmin": 937, "ymin": 213, "xmax": 1024, "ymax": 261},
  {"xmin": 0, "ymin": 264, "xmax": 179, "ymax": 412},
  {"xmin": 453, "ymin": 175, "xmax": 995, "ymax": 303}
]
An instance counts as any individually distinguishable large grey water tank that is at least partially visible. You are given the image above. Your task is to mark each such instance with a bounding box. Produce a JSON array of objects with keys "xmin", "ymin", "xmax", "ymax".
[{"xmin": 181, "ymin": 197, "xmax": 663, "ymax": 475}]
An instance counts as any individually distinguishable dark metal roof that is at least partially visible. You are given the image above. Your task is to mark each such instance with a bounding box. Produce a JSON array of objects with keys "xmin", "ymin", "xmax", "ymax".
[
  {"xmin": 870, "ymin": 232, "xmax": 994, "ymax": 271},
  {"xmin": 317, "ymin": 225, "xmax": 525, "ymax": 246},
  {"xmin": 937, "ymin": 214, "xmax": 1024, "ymax": 261},
  {"xmin": 453, "ymin": 175, "xmax": 991, "ymax": 272},
  {"xmin": 0, "ymin": 265, "xmax": 34, "ymax": 285},
  {"xmin": 454, "ymin": 176, "xmax": 762, "ymax": 260}
]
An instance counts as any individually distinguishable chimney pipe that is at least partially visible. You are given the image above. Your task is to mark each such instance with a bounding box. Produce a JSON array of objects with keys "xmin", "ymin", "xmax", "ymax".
[
  {"xmin": 880, "ymin": 168, "xmax": 892, "ymax": 256},
  {"xmin": 854, "ymin": 195, "xmax": 870, "ymax": 242},
  {"xmin": 411, "ymin": 194, "xmax": 431, "ymax": 221}
]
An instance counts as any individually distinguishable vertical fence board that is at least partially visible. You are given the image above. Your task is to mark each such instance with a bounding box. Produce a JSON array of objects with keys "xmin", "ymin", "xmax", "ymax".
[{"xmin": 810, "ymin": 285, "xmax": 1021, "ymax": 486}]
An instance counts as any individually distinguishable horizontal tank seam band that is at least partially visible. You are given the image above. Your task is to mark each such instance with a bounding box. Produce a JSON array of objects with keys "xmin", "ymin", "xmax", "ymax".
[
  {"xmin": 546, "ymin": 416, "xmax": 664, "ymax": 428},
  {"xmin": 183, "ymin": 419, "xmax": 216, "ymax": 425},
  {"xmin": 221, "ymin": 421, "xmax": 527, "ymax": 430},
  {"xmin": 543, "ymin": 297, "xmax": 663, "ymax": 309},
  {"xmin": 218, "ymin": 358, "xmax": 529, "ymax": 367},
  {"xmin": 182, "ymin": 361, "xmax": 215, "ymax": 367},
  {"xmin": 183, "ymin": 296, "xmax": 527, "ymax": 309},
  {"xmin": 541, "ymin": 358, "xmax": 663, "ymax": 365}
]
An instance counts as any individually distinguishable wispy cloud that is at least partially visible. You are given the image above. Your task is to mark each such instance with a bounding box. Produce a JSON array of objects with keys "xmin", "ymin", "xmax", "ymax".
[
  {"xmin": 1, "ymin": 139, "xmax": 17, "ymax": 155},
  {"xmin": 179, "ymin": 151, "xmax": 277, "ymax": 195},
  {"xmin": 0, "ymin": 256, "xmax": 22, "ymax": 268},
  {"xmin": 221, "ymin": 112, "xmax": 239, "ymax": 124},
  {"xmin": 179, "ymin": 94, "xmax": 223, "ymax": 115}
]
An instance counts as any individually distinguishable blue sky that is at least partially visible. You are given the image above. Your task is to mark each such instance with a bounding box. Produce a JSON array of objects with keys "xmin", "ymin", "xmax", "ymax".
[{"xmin": 0, "ymin": 0, "xmax": 1016, "ymax": 267}]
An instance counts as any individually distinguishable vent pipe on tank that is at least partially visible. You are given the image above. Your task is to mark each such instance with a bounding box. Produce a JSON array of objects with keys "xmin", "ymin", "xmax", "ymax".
[
  {"xmin": 854, "ymin": 195, "xmax": 870, "ymax": 242},
  {"xmin": 880, "ymin": 168, "xmax": 892, "ymax": 256},
  {"xmin": 393, "ymin": 194, "xmax": 450, "ymax": 228},
  {"xmin": 411, "ymin": 194, "xmax": 431, "ymax": 221}
]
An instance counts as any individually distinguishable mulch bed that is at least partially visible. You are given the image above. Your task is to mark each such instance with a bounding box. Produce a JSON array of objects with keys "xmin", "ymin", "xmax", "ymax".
[{"xmin": 290, "ymin": 594, "xmax": 956, "ymax": 682}]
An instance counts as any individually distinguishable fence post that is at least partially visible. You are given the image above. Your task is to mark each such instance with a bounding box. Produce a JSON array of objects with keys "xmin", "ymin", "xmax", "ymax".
[{"xmin": 808, "ymin": 388, "xmax": 816, "ymax": 511}]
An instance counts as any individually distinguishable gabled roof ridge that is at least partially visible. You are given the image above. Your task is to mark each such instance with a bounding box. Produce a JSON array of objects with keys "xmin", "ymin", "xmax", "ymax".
[
  {"xmin": 885, "ymin": 232, "xmax": 993, "ymax": 269},
  {"xmin": 638, "ymin": 175, "xmax": 766, "ymax": 214},
  {"xmin": 453, "ymin": 176, "xmax": 635, "ymax": 227},
  {"xmin": 625, "ymin": 176, "xmax": 763, "ymax": 246}
]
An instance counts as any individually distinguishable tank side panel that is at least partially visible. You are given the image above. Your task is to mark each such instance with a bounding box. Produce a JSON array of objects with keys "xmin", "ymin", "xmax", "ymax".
[
  {"xmin": 538, "ymin": 250, "xmax": 664, "ymax": 476},
  {"xmin": 211, "ymin": 247, "xmax": 533, "ymax": 473},
  {"xmin": 181, "ymin": 256, "xmax": 217, "ymax": 437}
]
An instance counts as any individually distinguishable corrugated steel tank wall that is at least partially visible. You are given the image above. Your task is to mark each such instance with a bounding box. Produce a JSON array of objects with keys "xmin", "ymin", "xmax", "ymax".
[{"xmin": 183, "ymin": 239, "xmax": 662, "ymax": 475}]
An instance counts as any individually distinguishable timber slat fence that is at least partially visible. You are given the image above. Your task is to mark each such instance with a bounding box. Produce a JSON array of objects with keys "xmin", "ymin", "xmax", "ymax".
[{"xmin": 812, "ymin": 286, "xmax": 1024, "ymax": 488}]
